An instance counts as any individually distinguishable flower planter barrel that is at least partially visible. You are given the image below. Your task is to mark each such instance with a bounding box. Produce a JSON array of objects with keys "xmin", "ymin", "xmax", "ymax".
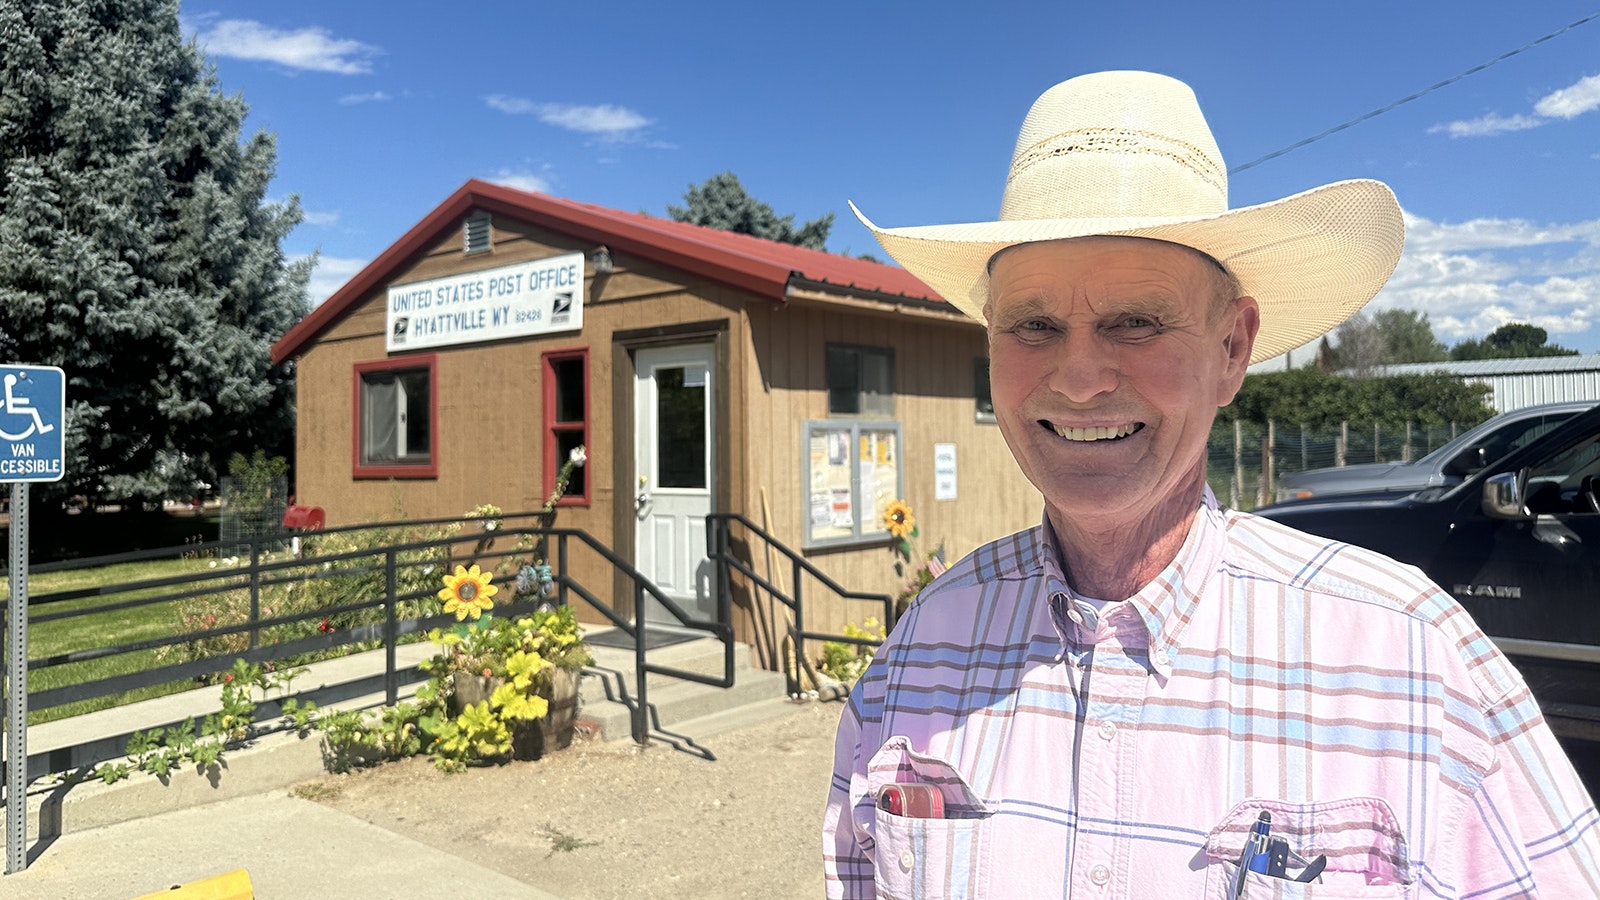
[
  {"xmin": 449, "ymin": 667, "xmax": 580, "ymax": 761},
  {"xmin": 536, "ymin": 667, "xmax": 580, "ymax": 755}
]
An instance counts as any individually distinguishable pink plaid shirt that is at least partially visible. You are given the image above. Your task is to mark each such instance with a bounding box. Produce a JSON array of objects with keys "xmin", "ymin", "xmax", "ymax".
[{"xmin": 823, "ymin": 491, "xmax": 1600, "ymax": 898}]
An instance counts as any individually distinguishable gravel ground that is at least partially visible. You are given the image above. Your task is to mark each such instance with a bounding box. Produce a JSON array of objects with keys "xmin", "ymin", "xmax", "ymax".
[{"xmin": 293, "ymin": 699, "xmax": 846, "ymax": 900}]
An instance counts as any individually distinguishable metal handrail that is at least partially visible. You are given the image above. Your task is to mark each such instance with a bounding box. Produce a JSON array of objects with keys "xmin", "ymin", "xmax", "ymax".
[
  {"xmin": 9, "ymin": 515, "xmax": 736, "ymax": 782},
  {"xmin": 706, "ymin": 512, "xmax": 892, "ymax": 686}
]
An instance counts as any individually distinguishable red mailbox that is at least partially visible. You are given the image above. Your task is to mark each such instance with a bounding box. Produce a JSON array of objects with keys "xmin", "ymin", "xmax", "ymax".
[{"xmin": 281, "ymin": 505, "xmax": 325, "ymax": 530}]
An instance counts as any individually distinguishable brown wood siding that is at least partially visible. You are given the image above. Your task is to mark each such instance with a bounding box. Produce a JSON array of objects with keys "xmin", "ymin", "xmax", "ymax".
[
  {"xmin": 293, "ymin": 213, "xmax": 753, "ymax": 632},
  {"xmin": 291, "ymin": 207, "xmax": 1038, "ymax": 652},
  {"xmin": 736, "ymin": 299, "xmax": 1040, "ymax": 640}
]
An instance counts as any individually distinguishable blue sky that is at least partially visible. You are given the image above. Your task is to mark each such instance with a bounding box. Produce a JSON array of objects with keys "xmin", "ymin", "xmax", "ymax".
[{"xmin": 183, "ymin": 1, "xmax": 1600, "ymax": 358}]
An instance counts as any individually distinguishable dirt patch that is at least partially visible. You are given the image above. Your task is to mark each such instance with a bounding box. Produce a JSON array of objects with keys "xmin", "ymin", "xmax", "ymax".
[{"xmin": 295, "ymin": 700, "xmax": 846, "ymax": 899}]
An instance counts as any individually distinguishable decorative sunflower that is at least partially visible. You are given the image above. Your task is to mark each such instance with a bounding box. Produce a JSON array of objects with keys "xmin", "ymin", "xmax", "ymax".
[
  {"xmin": 438, "ymin": 564, "xmax": 498, "ymax": 620},
  {"xmin": 883, "ymin": 500, "xmax": 916, "ymax": 540}
]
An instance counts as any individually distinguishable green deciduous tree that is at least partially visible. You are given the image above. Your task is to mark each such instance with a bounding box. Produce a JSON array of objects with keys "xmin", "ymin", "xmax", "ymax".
[
  {"xmin": 1322, "ymin": 309, "xmax": 1450, "ymax": 372},
  {"xmin": 1449, "ymin": 322, "xmax": 1579, "ymax": 360},
  {"xmin": 1373, "ymin": 309, "xmax": 1448, "ymax": 363},
  {"xmin": 0, "ymin": 0, "xmax": 311, "ymax": 506},
  {"xmin": 1326, "ymin": 312, "xmax": 1388, "ymax": 375},
  {"xmin": 667, "ymin": 172, "xmax": 833, "ymax": 250}
]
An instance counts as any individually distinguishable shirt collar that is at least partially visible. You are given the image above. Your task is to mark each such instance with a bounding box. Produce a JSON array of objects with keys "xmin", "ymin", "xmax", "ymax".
[{"xmin": 1033, "ymin": 487, "xmax": 1226, "ymax": 677}]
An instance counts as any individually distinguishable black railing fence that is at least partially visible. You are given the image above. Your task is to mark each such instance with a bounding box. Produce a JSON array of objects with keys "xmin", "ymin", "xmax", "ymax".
[
  {"xmin": 708, "ymin": 512, "xmax": 892, "ymax": 692},
  {"xmin": 1, "ymin": 510, "xmax": 743, "ymax": 784}
]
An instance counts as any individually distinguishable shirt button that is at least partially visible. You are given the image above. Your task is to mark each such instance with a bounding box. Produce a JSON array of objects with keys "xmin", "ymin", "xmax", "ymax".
[
  {"xmin": 899, "ymin": 849, "xmax": 915, "ymax": 870},
  {"xmin": 1067, "ymin": 608, "xmax": 1084, "ymax": 625},
  {"xmin": 1090, "ymin": 864, "xmax": 1111, "ymax": 885},
  {"xmin": 1154, "ymin": 648, "xmax": 1169, "ymax": 664},
  {"xmin": 1099, "ymin": 720, "xmax": 1117, "ymax": 740}
]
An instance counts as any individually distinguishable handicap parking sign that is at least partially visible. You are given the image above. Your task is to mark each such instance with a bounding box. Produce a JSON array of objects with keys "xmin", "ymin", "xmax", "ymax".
[{"xmin": 0, "ymin": 364, "xmax": 65, "ymax": 483}]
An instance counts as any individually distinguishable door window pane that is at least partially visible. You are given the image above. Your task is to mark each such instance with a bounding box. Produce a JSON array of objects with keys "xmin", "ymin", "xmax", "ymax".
[{"xmin": 657, "ymin": 366, "xmax": 706, "ymax": 489}]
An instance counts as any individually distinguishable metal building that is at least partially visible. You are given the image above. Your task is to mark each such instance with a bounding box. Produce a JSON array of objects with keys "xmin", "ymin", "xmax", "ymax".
[{"xmin": 1372, "ymin": 355, "xmax": 1600, "ymax": 412}]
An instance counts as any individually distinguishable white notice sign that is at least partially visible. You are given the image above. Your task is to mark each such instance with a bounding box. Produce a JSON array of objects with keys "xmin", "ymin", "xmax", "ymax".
[
  {"xmin": 934, "ymin": 443, "xmax": 957, "ymax": 500},
  {"xmin": 386, "ymin": 252, "xmax": 584, "ymax": 351}
]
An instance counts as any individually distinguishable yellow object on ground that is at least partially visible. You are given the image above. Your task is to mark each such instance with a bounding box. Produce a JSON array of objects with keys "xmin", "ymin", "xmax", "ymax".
[{"xmin": 130, "ymin": 868, "xmax": 252, "ymax": 899}]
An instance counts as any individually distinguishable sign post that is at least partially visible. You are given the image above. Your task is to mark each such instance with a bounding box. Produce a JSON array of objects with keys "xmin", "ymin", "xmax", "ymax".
[{"xmin": 1, "ymin": 364, "xmax": 65, "ymax": 874}]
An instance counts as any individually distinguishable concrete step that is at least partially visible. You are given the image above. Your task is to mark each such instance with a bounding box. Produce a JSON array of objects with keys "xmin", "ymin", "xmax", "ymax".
[{"xmin": 576, "ymin": 627, "xmax": 788, "ymax": 743}]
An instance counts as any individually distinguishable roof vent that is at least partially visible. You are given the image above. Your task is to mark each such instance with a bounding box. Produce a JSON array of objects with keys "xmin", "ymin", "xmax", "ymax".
[{"xmin": 463, "ymin": 211, "xmax": 491, "ymax": 255}]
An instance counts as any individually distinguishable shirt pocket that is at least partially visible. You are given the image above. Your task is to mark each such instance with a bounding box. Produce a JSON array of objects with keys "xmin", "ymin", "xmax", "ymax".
[
  {"xmin": 1199, "ymin": 797, "xmax": 1414, "ymax": 900},
  {"xmin": 872, "ymin": 811, "xmax": 993, "ymax": 900},
  {"xmin": 866, "ymin": 736, "xmax": 994, "ymax": 900}
]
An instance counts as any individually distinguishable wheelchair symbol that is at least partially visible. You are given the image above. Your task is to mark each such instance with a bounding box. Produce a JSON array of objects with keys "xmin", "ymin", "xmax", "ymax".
[{"xmin": 0, "ymin": 373, "xmax": 55, "ymax": 442}]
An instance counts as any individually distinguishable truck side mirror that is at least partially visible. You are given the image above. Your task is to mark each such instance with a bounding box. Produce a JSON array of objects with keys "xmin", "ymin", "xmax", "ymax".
[
  {"xmin": 1482, "ymin": 470, "xmax": 1532, "ymax": 520},
  {"xmin": 1445, "ymin": 446, "xmax": 1488, "ymax": 477}
]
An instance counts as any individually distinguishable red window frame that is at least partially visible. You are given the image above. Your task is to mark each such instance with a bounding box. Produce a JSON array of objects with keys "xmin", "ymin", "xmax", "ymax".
[
  {"xmin": 352, "ymin": 354, "xmax": 439, "ymax": 480},
  {"xmin": 542, "ymin": 348, "xmax": 589, "ymax": 505}
]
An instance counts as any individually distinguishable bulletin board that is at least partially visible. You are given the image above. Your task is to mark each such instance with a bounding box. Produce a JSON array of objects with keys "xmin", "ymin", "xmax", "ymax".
[{"xmin": 802, "ymin": 421, "xmax": 903, "ymax": 549}]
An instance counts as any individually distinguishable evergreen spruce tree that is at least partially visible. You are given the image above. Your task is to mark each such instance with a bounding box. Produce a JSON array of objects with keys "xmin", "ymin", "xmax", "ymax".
[
  {"xmin": 667, "ymin": 172, "xmax": 833, "ymax": 250},
  {"xmin": 0, "ymin": 0, "xmax": 311, "ymax": 506}
]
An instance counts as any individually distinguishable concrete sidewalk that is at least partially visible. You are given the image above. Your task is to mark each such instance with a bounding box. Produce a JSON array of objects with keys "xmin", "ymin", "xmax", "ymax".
[{"xmin": 0, "ymin": 790, "xmax": 563, "ymax": 900}]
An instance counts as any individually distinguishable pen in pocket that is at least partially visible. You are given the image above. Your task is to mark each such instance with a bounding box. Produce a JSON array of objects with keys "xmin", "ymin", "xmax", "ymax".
[{"xmin": 1231, "ymin": 811, "xmax": 1271, "ymax": 899}]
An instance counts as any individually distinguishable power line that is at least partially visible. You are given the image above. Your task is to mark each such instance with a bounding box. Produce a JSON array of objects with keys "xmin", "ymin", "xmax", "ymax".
[{"xmin": 1229, "ymin": 11, "xmax": 1600, "ymax": 175}]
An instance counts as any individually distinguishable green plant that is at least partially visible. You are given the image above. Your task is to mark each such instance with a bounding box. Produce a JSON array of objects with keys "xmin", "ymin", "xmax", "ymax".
[
  {"xmin": 318, "ymin": 701, "xmax": 426, "ymax": 773},
  {"xmin": 315, "ymin": 562, "xmax": 593, "ymax": 774},
  {"xmin": 816, "ymin": 618, "xmax": 887, "ymax": 685},
  {"xmin": 415, "ymin": 608, "xmax": 589, "ymax": 773},
  {"xmin": 93, "ymin": 658, "xmax": 317, "ymax": 785}
]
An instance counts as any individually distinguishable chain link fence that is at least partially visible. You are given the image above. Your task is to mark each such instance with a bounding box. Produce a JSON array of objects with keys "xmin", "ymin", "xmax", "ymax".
[
  {"xmin": 218, "ymin": 475, "xmax": 289, "ymax": 553},
  {"xmin": 1207, "ymin": 420, "xmax": 1467, "ymax": 510}
]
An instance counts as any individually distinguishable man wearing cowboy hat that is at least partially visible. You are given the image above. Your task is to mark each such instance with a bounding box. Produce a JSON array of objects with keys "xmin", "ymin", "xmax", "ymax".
[{"xmin": 823, "ymin": 71, "xmax": 1599, "ymax": 897}]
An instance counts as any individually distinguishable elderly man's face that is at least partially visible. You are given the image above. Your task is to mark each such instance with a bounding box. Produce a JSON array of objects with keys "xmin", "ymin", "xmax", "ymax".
[{"xmin": 986, "ymin": 237, "xmax": 1257, "ymax": 535}]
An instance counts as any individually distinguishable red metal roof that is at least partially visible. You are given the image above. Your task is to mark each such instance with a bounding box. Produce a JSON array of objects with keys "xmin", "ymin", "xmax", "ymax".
[{"xmin": 270, "ymin": 179, "xmax": 947, "ymax": 365}]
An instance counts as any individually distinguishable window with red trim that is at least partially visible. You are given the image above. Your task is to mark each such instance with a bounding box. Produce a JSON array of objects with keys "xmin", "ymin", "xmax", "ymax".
[
  {"xmin": 353, "ymin": 355, "xmax": 438, "ymax": 479},
  {"xmin": 543, "ymin": 349, "xmax": 588, "ymax": 504}
]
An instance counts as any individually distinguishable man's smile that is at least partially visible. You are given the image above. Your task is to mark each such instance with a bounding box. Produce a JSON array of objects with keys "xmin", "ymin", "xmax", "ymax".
[{"xmin": 1047, "ymin": 421, "xmax": 1145, "ymax": 442}]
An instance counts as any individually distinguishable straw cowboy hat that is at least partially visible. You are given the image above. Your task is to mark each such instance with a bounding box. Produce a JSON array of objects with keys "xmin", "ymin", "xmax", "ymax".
[{"xmin": 852, "ymin": 70, "xmax": 1404, "ymax": 364}]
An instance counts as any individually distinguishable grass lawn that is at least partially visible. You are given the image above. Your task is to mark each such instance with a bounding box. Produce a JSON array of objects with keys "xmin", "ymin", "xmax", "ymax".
[{"xmin": 4, "ymin": 557, "xmax": 241, "ymax": 725}]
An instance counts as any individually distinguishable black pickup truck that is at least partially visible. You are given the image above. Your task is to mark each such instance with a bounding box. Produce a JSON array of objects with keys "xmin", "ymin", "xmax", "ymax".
[{"xmin": 1256, "ymin": 402, "xmax": 1600, "ymax": 741}]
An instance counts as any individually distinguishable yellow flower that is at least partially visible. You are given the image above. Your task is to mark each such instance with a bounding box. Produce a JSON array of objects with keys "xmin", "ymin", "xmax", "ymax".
[
  {"xmin": 438, "ymin": 564, "xmax": 498, "ymax": 620},
  {"xmin": 883, "ymin": 500, "xmax": 916, "ymax": 539}
]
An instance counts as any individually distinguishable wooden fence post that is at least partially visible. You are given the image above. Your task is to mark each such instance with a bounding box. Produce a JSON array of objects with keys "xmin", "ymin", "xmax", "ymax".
[
  {"xmin": 1337, "ymin": 421, "xmax": 1348, "ymax": 467},
  {"xmin": 1261, "ymin": 420, "xmax": 1275, "ymax": 507},
  {"xmin": 1233, "ymin": 419, "xmax": 1243, "ymax": 508}
]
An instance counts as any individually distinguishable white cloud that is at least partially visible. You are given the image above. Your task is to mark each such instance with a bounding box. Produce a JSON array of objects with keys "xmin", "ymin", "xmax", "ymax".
[
  {"xmin": 1399, "ymin": 211, "xmax": 1600, "ymax": 253},
  {"xmin": 338, "ymin": 91, "xmax": 391, "ymax": 105},
  {"xmin": 301, "ymin": 255, "xmax": 368, "ymax": 307},
  {"xmin": 195, "ymin": 20, "xmax": 379, "ymax": 75},
  {"xmin": 300, "ymin": 209, "xmax": 340, "ymax": 227},
  {"xmin": 1429, "ymin": 71, "xmax": 1600, "ymax": 139},
  {"xmin": 1535, "ymin": 72, "xmax": 1600, "ymax": 119},
  {"xmin": 485, "ymin": 94, "xmax": 538, "ymax": 115},
  {"xmin": 1427, "ymin": 112, "xmax": 1542, "ymax": 139},
  {"xmin": 1366, "ymin": 209, "xmax": 1600, "ymax": 348},
  {"xmin": 484, "ymin": 95, "xmax": 652, "ymax": 138},
  {"xmin": 486, "ymin": 169, "xmax": 551, "ymax": 194},
  {"xmin": 536, "ymin": 103, "xmax": 652, "ymax": 135}
]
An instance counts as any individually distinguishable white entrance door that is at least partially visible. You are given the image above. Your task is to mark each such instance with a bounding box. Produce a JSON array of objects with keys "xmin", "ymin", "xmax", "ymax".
[{"xmin": 634, "ymin": 344, "xmax": 715, "ymax": 625}]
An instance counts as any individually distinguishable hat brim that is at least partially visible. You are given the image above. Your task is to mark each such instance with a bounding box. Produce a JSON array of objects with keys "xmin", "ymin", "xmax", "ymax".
[{"xmin": 853, "ymin": 179, "xmax": 1403, "ymax": 364}]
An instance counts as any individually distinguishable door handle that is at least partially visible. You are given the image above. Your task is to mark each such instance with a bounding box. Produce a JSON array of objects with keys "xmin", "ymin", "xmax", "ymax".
[{"xmin": 635, "ymin": 474, "xmax": 651, "ymax": 510}]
